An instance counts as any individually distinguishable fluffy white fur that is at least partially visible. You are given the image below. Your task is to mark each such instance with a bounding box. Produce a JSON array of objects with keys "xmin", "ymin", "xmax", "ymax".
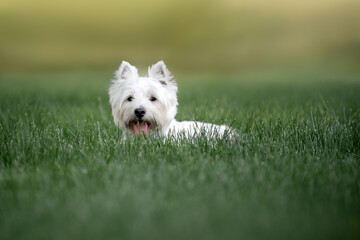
[{"xmin": 109, "ymin": 60, "xmax": 236, "ymax": 138}]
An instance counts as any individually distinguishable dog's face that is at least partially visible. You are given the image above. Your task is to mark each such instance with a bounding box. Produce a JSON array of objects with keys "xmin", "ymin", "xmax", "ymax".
[{"xmin": 109, "ymin": 61, "xmax": 178, "ymax": 135}]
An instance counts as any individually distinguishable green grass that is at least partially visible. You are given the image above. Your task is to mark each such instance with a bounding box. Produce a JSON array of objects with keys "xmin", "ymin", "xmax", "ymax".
[{"xmin": 0, "ymin": 71, "xmax": 360, "ymax": 240}]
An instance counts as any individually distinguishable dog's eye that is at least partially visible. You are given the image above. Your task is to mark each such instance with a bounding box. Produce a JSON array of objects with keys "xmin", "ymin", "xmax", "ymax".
[
  {"xmin": 127, "ymin": 96, "xmax": 134, "ymax": 102},
  {"xmin": 149, "ymin": 96, "xmax": 157, "ymax": 102}
]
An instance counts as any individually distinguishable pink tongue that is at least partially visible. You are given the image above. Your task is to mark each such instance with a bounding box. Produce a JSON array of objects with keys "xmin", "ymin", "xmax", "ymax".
[{"xmin": 134, "ymin": 123, "xmax": 148, "ymax": 135}]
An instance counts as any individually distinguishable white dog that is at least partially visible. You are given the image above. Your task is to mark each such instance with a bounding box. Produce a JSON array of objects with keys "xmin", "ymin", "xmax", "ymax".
[{"xmin": 109, "ymin": 60, "xmax": 236, "ymax": 139}]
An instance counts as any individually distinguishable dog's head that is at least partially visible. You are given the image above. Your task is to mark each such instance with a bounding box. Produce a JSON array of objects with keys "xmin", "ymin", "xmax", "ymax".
[{"xmin": 109, "ymin": 60, "xmax": 178, "ymax": 135}]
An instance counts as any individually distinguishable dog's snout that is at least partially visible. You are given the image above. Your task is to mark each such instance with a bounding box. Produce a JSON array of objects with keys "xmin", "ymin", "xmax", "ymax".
[{"xmin": 134, "ymin": 107, "xmax": 146, "ymax": 118}]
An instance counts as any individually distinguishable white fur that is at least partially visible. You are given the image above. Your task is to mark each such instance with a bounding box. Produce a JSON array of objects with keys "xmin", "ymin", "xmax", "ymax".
[{"xmin": 109, "ymin": 60, "xmax": 236, "ymax": 139}]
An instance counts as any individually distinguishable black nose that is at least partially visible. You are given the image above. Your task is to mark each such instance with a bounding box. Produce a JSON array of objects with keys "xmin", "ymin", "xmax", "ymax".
[{"xmin": 134, "ymin": 107, "xmax": 146, "ymax": 118}]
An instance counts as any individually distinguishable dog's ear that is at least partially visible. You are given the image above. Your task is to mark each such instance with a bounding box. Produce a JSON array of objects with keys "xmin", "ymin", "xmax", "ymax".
[
  {"xmin": 115, "ymin": 61, "xmax": 138, "ymax": 80},
  {"xmin": 149, "ymin": 60, "xmax": 178, "ymax": 95},
  {"xmin": 148, "ymin": 60, "xmax": 173, "ymax": 85}
]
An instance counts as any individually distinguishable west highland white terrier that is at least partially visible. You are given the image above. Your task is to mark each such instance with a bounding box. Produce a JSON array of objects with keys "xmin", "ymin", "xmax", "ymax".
[{"xmin": 109, "ymin": 60, "xmax": 236, "ymax": 139}]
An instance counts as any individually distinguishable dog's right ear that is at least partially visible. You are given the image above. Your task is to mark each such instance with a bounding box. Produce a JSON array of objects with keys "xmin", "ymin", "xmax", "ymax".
[
  {"xmin": 148, "ymin": 60, "xmax": 173, "ymax": 84},
  {"xmin": 149, "ymin": 60, "xmax": 178, "ymax": 95},
  {"xmin": 115, "ymin": 61, "xmax": 138, "ymax": 80}
]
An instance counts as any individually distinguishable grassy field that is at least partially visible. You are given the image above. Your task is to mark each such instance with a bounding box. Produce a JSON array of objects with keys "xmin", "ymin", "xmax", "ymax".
[{"xmin": 0, "ymin": 71, "xmax": 359, "ymax": 240}]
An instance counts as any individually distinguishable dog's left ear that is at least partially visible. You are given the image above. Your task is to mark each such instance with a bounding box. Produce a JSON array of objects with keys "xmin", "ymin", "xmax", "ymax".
[
  {"xmin": 148, "ymin": 60, "xmax": 173, "ymax": 86},
  {"xmin": 115, "ymin": 61, "xmax": 138, "ymax": 80}
]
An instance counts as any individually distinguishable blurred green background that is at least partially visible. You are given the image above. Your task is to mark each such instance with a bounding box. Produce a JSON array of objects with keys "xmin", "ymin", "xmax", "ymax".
[{"xmin": 1, "ymin": 0, "xmax": 359, "ymax": 74}]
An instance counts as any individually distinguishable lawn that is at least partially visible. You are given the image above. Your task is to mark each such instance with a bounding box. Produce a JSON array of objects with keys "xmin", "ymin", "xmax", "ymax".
[{"xmin": 0, "ymin": 70, "xmax": 359, "ymax": 240}]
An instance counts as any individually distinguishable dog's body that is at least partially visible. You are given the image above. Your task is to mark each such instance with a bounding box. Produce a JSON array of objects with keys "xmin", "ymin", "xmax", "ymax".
[{"xmin": 109, "ymin": 60, "xmax": 235, "ymax": 138}]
